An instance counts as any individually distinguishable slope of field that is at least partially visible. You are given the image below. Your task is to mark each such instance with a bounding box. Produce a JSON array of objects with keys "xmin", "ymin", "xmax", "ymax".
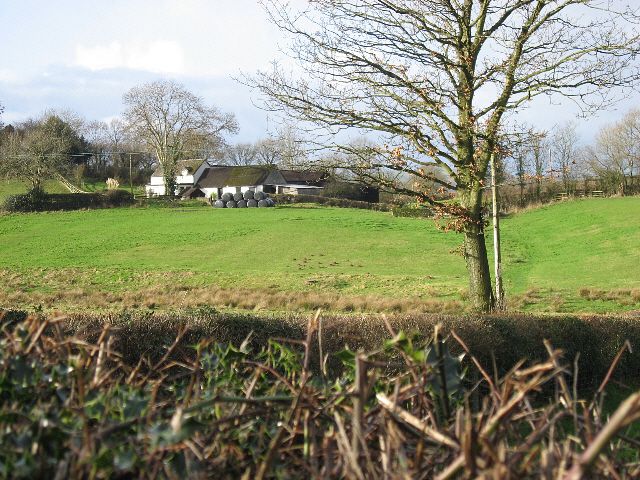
[
  {"xmin": 0, "ymin": 197, "xmax": 638, "ymax": 313},
  {"xmin": 0, "ymin": 179, "xmax": 69, "ymax": 203}
]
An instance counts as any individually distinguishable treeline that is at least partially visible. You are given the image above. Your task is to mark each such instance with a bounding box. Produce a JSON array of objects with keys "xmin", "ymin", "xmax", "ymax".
[
  {"xmin": 495, "ymin": 112, "xmax": 640, "ymax": 209},
  {"xmin": 0, "ymin": 110, "xmax": 156, "ymax": 189},
  {"xmin": 0, "ymin": 84, "xmax": 314, "ymax": 196}
]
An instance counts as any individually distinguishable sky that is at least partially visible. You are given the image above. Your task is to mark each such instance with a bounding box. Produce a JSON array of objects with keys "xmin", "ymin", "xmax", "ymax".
[{"xmin": 0, "ymin": 0, "xmax": 638, "ymax": 144}]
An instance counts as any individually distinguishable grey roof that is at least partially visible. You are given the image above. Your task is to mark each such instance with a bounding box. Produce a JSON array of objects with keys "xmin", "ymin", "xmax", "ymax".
[
  {"xmin": 195, "ymin": 165, "xmax": 326, "ymax": 189},
  {"xmin": 196, "ymin": 166, "xmax": 276, "ymax": 188}
]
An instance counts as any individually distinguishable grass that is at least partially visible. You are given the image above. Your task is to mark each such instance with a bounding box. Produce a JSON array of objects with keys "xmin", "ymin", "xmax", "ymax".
[
  {"xmin": 0, "ymin": 178, "xmax": 69, "ymax": 203},
  {"xmin": 0, "ymin": 197, "xmax": 639, "ymax": 313}
]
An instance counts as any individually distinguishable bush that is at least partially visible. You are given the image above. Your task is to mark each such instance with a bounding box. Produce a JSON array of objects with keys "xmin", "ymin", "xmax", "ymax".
[
  {"xmin": 2, "ymin": 189, "xmax": 134, "ymax": 212},
  {"xmin": 103, "ymin": 189, "xmax": 135, "ymax": 206},
  {"xmin": 392, "ymin": 205, "xmax": 434, "ymax": 218},
  {"xmin": 2, "ymin": 187, "xmax": 47, "ymax": 212},
  {"xmin": 320, "ymin": 181, "xmax": 380, "ymax": 202}
]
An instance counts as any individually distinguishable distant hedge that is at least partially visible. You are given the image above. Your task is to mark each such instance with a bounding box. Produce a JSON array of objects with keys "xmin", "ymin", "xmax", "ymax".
[
  {"xmin": 272, "ymin": 193, "xmax": 391, "ymax": 211},
  {"xmin": 2, "ymin": 189, "xmax": 134, "ymax": 212}
]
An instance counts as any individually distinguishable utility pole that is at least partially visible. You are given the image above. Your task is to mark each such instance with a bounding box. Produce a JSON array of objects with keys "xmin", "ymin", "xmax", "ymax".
[
  {"xmin": 129, "ymin": 153, "xmax": 134, "ymax": 196},
  {"xmin": 490, "ymin": 153, "xmax": 505, "ymax": 310}
]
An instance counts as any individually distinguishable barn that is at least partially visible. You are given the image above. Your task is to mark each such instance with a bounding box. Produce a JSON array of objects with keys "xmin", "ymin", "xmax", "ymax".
[{"xmin": 145, "ymin": 160, "xmax": 327, "ymax": 199}]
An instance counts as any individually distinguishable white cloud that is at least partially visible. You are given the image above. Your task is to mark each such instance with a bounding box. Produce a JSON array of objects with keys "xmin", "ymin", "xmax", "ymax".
[{"xmin": 75, "ymin": 41, "xmax": 185, "ymax": 74}]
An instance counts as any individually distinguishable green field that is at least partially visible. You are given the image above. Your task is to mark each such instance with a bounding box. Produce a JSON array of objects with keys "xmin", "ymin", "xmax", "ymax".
[
  {"xmin": 0, "ymin": 179, "xmax": 70, "ymax": 203},
  {"xmin": 0, "ymin": 197, "xmax": 639, "ymax": 313}
]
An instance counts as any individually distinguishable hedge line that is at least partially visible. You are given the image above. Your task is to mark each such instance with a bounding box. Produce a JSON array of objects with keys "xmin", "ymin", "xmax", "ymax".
[
  {"xmin": 46, "ymin": 310, "xmax": 640, "ymax": 390},
  {"xmin": 2, "ymin": 189, "xmax": 134, "ymax": 212},
  {"xmin": 272, "ymin": 193, "xmax": 391, "ymax": 211}
]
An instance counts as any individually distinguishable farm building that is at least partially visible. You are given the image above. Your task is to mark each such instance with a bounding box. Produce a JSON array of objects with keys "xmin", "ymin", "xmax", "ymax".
[
  {"xmin": 145, "ymin": 159, "xmax": 207, "ymax": 197},
  {"xmin": 145, "ymin": 160, "xmax": 327, "ymax": 199}
]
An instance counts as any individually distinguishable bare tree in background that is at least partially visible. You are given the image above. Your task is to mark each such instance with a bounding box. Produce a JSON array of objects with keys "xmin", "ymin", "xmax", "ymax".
[
  {"xmin": 587, "ymin": 109, "xmax": 640, "ymax": 195},
  {"xmin": 123, "ymin": 80, "xmax": 237, "ymax": 195},
  {"xmin": 253, "ymin": 0, "xmax": 640, "ymax": 312},
  {"xmin": 551, "ymin": 122, "xmax": 581, "ymax": 193},
  {"xmin": 223, "ymin": 143, "xmax": 258, "ymax": 166},
  {"xmin": 530, "ymin": 131, "xmax": 549, "ymax": 202}
]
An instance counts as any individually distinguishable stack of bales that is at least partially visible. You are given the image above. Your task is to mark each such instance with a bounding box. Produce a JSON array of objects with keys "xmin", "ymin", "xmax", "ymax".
[{"xmin": 213, "ymin": 190, "xmax": 276, "ymax": 208}]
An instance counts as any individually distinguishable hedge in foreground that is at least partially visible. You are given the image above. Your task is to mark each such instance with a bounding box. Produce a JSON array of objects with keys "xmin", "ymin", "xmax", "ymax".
[
  {"xmin": 61, "ymin": 310, "xmax": 640, "ymax": 389},
  {"xmin": 2, "ymin": 188, "xmax": 134, "ymax": 212},
  {"xmin": 1, "ymin": 312, "xmax": 638, "ymax": 479}
]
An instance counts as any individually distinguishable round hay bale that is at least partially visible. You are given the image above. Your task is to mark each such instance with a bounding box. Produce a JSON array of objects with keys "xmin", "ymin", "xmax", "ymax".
[
  {"xmin": 236, "ymin": 200, "xmax": 247, "ymax": 208},
  {"xmin": 258, "ymin": 199, "xmax": 269, "ymax": 208},
  {"xmin": 214, "ymin": 200, "xmax": 225, "ymax": 208},
  {"xmin": 233, "ymin": 192, "xmax": 244, "ymax": 202},
  {"xmin": 243, "ymin": 190, "xmax": 255, "ymax": 200},
  {"xmin": 247, "ymin": 199, "xmax": 258, "ymax": 208},
  {"xmin": 221, "ymin": 192, "xmax": 233, "ymax": 202},
  {"xmin": 267, "ymin": 198, "xmax": 275, "ymax": 207},
  {"xmin": 254, "ymin": 191, "xmax": 266, "ymax": 201},
  {"xmin": 226, "ymin": 200, "xmax": 237, "ymax": 208}
]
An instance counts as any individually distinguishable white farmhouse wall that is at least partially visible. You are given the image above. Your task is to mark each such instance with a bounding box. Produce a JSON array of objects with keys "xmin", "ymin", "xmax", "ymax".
[{"xmin": 200, "ymin": 187, "xmax": 218, "ymax": 199}]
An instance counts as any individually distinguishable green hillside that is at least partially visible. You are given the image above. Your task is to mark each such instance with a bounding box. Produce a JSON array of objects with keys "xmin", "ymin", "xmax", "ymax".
[{"xmin": 0, "ymin": 197, "xmax": 638, "ymax": 313}]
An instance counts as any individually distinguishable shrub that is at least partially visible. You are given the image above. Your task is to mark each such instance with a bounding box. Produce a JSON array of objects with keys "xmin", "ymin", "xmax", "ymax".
[
  {"xmin": 320, "ymin": 181, "xmax": 380, "ymax": 202},
  {"xmin": 2, "ymin": 189, "xmax": 134, "ymax": 212},
  {"xmin": 2, "ymin": 187, "xmax": 47, "ymax": 212},
  {"xmin": 392, "ymin": 205, "xmax": 434, "ymax": 218}
]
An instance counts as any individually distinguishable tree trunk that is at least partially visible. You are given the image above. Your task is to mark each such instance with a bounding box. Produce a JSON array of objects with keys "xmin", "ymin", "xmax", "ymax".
[
  {"xmin": 460, "ymin": 186, "xmax": 496, "ymax": 312},
  {"xmin": 463, "ymin": 224, "xmax": 495, "ymax": 312}
]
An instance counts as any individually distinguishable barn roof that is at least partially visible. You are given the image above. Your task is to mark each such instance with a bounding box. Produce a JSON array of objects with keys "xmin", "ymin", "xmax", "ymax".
[
  {"xmin": 278, "ymin": 169, "xmax": 326, "ymax": 185},
  {"xmin": 196, "ymin": 166, "xmax": 278, "ymax": 188}
]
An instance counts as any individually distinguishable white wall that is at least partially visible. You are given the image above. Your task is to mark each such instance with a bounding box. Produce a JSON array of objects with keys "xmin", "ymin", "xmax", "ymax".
[{"xmin": 146, "ymin": 184, "xmax": 166, "ymax": 196}]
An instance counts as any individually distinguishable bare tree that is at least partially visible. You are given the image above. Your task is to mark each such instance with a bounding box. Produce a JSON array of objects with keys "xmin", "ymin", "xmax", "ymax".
[
  {"xmin": 550, "ymin": 122, "xmax": 581, "ymax": 193},
  {"xmin": 530, "ymin": 131, "xmax": 549, "ymax": 202},
  {"xmin": 123, "ymin": 80, "xmax": 238, "ymax": 195},
  {"xmin": 253, "ymin": 0, "xmax": 640, "ymax": 311},
  {"xmin": 587, "ymin": 109, "xmax": 640, "ymax": 195},
  {"xmin": 223, "ymin": 142, "xmax": 258, "ymax": 166}
]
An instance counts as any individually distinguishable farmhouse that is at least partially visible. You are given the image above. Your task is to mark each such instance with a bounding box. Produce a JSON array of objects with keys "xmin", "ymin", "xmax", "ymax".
[
  {"xmin": 145, "ymin": 160, "xmax": 327, "ymax": 198},
  {"xmin": 145, "ymin": 159, "xmax": 207, "ymax": 197}
]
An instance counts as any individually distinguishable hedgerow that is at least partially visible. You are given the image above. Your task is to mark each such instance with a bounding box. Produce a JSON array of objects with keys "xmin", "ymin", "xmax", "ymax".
[
  {"xmin": 2, "ymin": 189, "xmax": 134, "ymax": 212},
  {"xmin": 1, "ymin": 311, "xmax": 638, "ymax": 478}
]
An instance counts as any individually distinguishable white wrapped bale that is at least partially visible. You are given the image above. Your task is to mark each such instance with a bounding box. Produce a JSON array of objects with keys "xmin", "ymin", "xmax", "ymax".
[
  {"xmin": 243, "ymin": 190, "xmax": 255, "ymax": 200},
  {"xmin": 236, "ymin": 200, "xmax": 247, "ymax": 208},
  {"xmin": 226, "ymin": 200, "xmax": 237, "ymax": 208},
  {"xmin": 254, "ymin": 191, "xmax": 266, "ymax": 201},
  {"xmin": 247, "ymin": 199, "xmax": 258, "ymax": 208},
  {"xmin": 233, "ymin": 192, "xmax": 244, "ymax": 202},
  {"xmin": 258, "ymin": 199, "xmax": 269, "ymax": 207},
  {"xmin": 214, "ymin": 200, "xmax": 225, "ymax": 208},
  {"xmin": 221, "ymin": 192, "xmax": 234, "ymax": 202}
]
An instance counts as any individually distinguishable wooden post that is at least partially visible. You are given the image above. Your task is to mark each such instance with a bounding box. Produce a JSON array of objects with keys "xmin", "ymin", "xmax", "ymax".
[
  {"xmin": 129, "ymin": 153, "xmax": 134, "ymax": 196},
  {"xmin": 490, "ymin": 153, "xmax": 505, "ymax": 310}
]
